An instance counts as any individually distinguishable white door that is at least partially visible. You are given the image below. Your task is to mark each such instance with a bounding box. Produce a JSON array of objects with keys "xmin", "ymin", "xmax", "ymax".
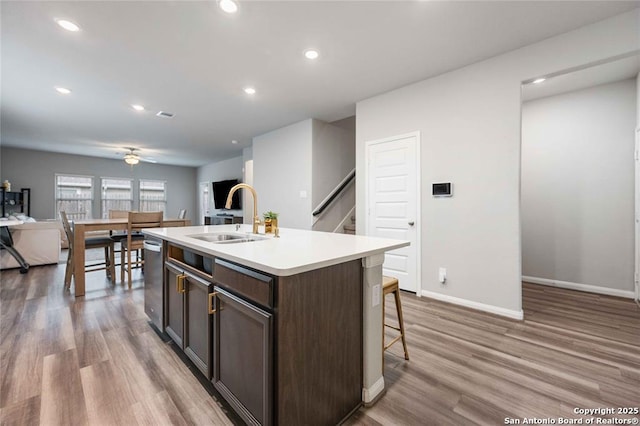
[{"xmin": 366, "ymin": 133, "xmax": 420, "ymax": 293}]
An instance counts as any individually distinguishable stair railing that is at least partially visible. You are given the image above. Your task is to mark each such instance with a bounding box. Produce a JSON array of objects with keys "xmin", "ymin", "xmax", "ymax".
[{"xmin": 312, "ymin": 168, "xmax": 356, "ymax": 218}]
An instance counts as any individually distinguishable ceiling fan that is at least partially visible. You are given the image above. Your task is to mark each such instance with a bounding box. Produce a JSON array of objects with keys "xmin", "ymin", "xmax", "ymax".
[{"xmin": 121, "ymin": 148, "xmax": 156, "ymax": 165}]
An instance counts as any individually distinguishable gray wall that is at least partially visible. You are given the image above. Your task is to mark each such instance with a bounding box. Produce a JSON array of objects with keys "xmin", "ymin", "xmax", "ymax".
[
  {"xmin": 636, "ymin": 71, "xmax": 640, "ymax": 301},
  {"xmin": 253, "ymin": 119, "xmax": 313, "ymax": 229},
  {"xmin": 196, "ymin": 155, "xmax": 244, "ymax": 219},
  {"xmin": 355, "ymin": 10, "xmax": 639, "ymax": 316},
  {"xmin": 0, "ymin": 147, "xmax": 197, "ymax": 221},
  {"xmin": 311, "ymin": 117, "xmax": 355, "ymax": 209},
  {"xmin": 522, "ymin": 79, "xmax": 636, "ymax": 292},
  {"xmin": 252, "ymin": 117, "xmax": 356, "ymax": 231},
  {"xmin": 242, "ymin": 147, "xmax": 254, "ymax": 225}
]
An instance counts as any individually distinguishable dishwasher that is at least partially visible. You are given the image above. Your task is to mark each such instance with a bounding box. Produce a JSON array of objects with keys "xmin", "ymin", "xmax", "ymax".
[{"xmin": 144, "ymin": 237, "xmax": 164, "ymax": 332}]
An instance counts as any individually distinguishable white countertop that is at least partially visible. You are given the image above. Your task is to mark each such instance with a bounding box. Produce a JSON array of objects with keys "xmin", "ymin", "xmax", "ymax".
[{"xmin": 144, "ymin": 224, "xmax": 409, "ymax": 276}]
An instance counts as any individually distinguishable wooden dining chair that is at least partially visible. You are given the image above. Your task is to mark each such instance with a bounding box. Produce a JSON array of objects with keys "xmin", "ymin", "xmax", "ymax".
[
  {"xmin": 121, "ymin": 211, "xmax": 163, "ymax": 288},
  {"xmin": 60, "ymin": 211, "xmax": 115, "ymax": 290},
  {"xmin": 108, "ymin": 210, "xmax": 132, "ymax": 268},
  {"xmin": 108, "ymin": 210, "xmax": 130, "ymax": 240},
  {"xmin": 108, "ymin": 209, "xmax": 129, "ymax": 219}
]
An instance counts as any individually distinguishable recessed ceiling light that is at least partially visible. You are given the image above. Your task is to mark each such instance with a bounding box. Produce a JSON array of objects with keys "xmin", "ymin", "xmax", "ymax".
[
  {"xmin": 304, "ymin": 49, "xmax": 319, "ymax": 60},
  {"xmin": 532, "ymin": 78, "xmax": 546, "ymax": 84},
  {"xmin": 131, "ymin": 104, "xmax": 145, "ymax": 111},
  {"xmin": 232, "ymin": 140, "xmax": 238, "ymax": 145},
  {"xmin": 219, "ymin": 0, "xmax": 238, "ymax": 14},
  {"xmin": 55, "ymin": 87, "xmax": 72, "ymax": 94},
  {"xmin": 243, "ymin": 87, "xmax": 256, "ymax": 95},
  {"xmin": 56, "ymin": 19, "xmax": 80, "ymax": 32}
]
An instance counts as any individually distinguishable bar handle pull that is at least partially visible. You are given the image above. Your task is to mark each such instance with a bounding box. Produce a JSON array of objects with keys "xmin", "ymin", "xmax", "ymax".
[
  {"xmin": 208, "ymin": 291, "xmax": 218, "ymax": 314},
  {"xmin": 176, "ymin": 274, "xmax": 186, "ymax": 293}
]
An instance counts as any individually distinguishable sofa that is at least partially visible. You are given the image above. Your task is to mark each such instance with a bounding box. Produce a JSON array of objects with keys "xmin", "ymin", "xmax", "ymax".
[{"xmin": 0, "ymin": 221, "xmax": 62, "ymax": 270}]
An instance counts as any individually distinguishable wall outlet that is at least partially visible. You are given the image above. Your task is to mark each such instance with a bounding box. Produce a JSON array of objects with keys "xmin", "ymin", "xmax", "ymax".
[
  {"xmin": 439, "ymin": 267, "xmax": 447, "ymax": 284},
  {"xmin": 299, "ymin": 190, "xmax": 308, "ymax": 198},
  {"xmin": 372, "ymin": 284, "xmax": 380, "ymax": 307}
]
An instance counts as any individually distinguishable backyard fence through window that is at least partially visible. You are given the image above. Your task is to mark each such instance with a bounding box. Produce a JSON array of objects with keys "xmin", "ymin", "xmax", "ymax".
[
  {"xmin": 55, "ymin": 174, "xmax": 93, "ymax": 220},
  {"xmin": 139, "ymin": 179, "xmax": 167, "ymax": 214},
  {"xmin": 101, "ymin": 177, "xmax": 133, "ymax": 218}
]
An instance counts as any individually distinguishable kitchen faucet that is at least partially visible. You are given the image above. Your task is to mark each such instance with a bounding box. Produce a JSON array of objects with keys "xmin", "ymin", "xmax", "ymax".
[{"xmin": 225, "ymin": 183, "xmax": 260, "ymax": 234}]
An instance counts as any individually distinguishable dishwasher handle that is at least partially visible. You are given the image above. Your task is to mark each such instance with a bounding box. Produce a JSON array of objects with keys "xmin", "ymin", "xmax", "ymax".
[{"xmin": 143, "ymin": 240, "xmax": 162, "ymax": 252}]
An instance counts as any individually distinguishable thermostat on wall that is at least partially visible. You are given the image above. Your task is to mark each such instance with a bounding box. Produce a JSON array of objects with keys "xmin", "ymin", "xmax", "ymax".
[{"xmin": 432, "ymin": 182, "xmax": 452, "ymax": 197}]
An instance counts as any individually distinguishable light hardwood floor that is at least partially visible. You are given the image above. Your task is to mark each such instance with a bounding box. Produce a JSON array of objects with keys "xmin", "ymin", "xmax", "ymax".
[
  {"xmin": 0, "ymin": 256, "xmax": 240, "ymax": 426},
  {"xmin": 1, "ymin": 260, "xmax": 639, "ymax": 425},
  {"xmin": 350, "ymin": 283, "xmax": 640, "ymax": 425}
]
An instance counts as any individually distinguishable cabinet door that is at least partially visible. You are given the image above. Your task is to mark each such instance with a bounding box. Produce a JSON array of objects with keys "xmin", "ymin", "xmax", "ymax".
[
  {"xmin": 184, "ymin": 272, "xmax": 212, "ymax": 379},
  {"xmin": 213, "ymin": 288, "xmax": 272, "ymax": 426},
  {"xmin": 165, "ymin": 262, "xmax": 185, "ymax": 347}
]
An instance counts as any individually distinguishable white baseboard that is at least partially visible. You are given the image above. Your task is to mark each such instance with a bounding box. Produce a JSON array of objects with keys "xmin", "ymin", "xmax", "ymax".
[
  {"xmin": 362, "ymin": 376, "xmax": 385, "ymax": 404},
  {"xmin": 421, "ymin": 290, "xmax": 523, "ymax": 320},
  {"xmin": 522, "ymin": 276, "xmax": 635, "ymax": 299}
]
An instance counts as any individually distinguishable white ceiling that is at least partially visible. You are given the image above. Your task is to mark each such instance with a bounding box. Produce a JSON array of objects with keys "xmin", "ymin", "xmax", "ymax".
[
  {"xmin": 522, "ymin": 54, "xmax": 640, "ymax": 101},
  {"xmin": 2, "ymin": 1, "xmax": 638, "ymax": 167}
]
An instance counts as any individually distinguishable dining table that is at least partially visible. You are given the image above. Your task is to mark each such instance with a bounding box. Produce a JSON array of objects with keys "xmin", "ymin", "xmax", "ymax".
[{"xmin": 72, "ymin": 217, "xmax": 190, "ymax": 296}]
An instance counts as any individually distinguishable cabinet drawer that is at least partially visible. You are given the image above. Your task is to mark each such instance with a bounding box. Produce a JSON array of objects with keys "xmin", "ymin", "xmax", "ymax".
[{"xmin": 214, "ymin": 259, "xmax": 274, "ymax": 309}]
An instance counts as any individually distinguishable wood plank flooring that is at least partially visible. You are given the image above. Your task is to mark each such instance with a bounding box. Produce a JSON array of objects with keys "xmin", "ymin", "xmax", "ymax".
[
  {"xmin": 1, "ymin": 259, "xmax": 639, "ymax": 425},
  {"xmin": 0, "ymin": 256, "xmax": 239, "ymax": 426},
  {"xmin": 349, "ymin": 283, "xmax": 640, "ymax": 425}
]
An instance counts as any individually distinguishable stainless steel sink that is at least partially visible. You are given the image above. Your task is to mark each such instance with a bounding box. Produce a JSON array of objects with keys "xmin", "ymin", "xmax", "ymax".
[{"xmin": 187, "ymin": 233, "xmax": 266, "ymax": 244}]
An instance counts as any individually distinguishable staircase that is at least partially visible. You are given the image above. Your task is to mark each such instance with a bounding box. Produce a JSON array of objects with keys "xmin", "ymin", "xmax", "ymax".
[{"xmin": 343, "ymin": 216, "xmax": 356, "ymax": 235}]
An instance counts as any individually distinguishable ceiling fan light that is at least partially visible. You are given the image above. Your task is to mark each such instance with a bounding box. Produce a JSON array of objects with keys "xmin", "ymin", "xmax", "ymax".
[{"xmin": 124, "ymin": 154, "xmax": 139, "ymax": 165}]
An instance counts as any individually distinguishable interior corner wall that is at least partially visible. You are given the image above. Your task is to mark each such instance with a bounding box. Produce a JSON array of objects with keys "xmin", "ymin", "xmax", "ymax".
[
  {"xmin": 0, "ymin": 147, "xmax": 197, "ymax": 222},
  {"xmin": 311, "ymin": 117, "xmax": 355, "ymax": 209},
  {"xmin": 355, "ymin": 9, "xmax": 640, "ymax": 315},
  {"xmin": 253, "ymin": 119, "xmax": 313, "ymax": 230},
  {"xmin": 522, "ymin": 79, "xmax": 636, "ymax": 292},
  {"xmin": 197, "ymin": 156, "xmax": 244, "ymax": 217},
  {"xmin": 242, "ymin": 147, "xmax": 254, "ymax": 225},
  {"xmin": 637, "ymin": 71, "xmax": 640, "ymax": 123}
]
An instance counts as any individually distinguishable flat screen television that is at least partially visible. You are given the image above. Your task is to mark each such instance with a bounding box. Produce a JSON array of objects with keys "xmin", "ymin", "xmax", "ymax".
[{"xmin": 212, "ymin": 179, "xmax": 241, "ymax": 210}]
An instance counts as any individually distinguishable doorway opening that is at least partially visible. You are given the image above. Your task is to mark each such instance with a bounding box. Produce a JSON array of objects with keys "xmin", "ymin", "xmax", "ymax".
[{"xmin": 520, "ymin": 54, "xmax": 640, "ymax": 309}]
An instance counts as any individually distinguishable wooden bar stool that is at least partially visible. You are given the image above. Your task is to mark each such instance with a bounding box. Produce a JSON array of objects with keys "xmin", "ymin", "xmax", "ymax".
[{"xmin": 382, "ymin": 275, "xmax": 409, "ymax": 360}]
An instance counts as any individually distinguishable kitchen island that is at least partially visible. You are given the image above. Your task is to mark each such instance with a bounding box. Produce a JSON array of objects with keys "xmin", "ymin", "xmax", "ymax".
[{"xmin": 143, "ymin": 224, "xmax": 409, "ymax": 426}]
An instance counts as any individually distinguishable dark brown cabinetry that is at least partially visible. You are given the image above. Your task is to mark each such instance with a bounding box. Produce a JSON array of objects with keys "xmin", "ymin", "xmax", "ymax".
[
  {"xmin": 213, "ymin": 287, "xmax": 272, "ymax": 426},
  {"xmin": 204, "ymin": 215, "xmax": 243, "ymax": 225},
  {"xmin": 1, "ymin": 188, "xmax": 30, "ymax": 217},
  {"xmin": 184, "ymin": 271, "xmax": 213, "ymax": 377},
  {"xmin": 165, "ymin": 260, "xmax": 213, "ymax": 378},
  {"xmin": 153, "ymin": 241, "xmax": 363, "ymax": 426},
  {"xmin": 212, "ymin": 259, "xmax": 274, "ymax": 425},
  {"xmin": 165, "ymin": 262, "xmax": 185, "ymax": 347}
]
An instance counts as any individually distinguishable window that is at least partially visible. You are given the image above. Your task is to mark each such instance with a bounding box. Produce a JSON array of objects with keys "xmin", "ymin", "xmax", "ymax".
[
  {"xmin": 55, "ymin": 174, "xmax": 93, "ymax": 220},
  {"xmin": 139, "ymin": 179, "xmax": 167, "ymax": 213},
  {"xmin": 101, "ymin": 178, "xmax": 133, "ymax": 218}
]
